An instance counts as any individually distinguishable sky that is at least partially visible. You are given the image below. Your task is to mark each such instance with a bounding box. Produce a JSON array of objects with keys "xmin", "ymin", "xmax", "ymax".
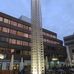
[{"xmin": 0, "ymin": 0, "xmax": 74, "ymax": 40}]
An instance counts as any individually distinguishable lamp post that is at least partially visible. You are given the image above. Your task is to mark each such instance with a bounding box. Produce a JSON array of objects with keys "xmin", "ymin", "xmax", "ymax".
[
  {"xmin": 10, "ymin": 49, "xmax": 14, "ymax": 70},
  {"xmin": 19, "ymin": 50, "xmax": 24, "ymax": 72},
  {"xmin": 0, "ymin": 53, "xmax": 7, "ymax": 70},
  {"xmin": 51, "ymin": 57, "xmax": 59, "ymax": 68}
]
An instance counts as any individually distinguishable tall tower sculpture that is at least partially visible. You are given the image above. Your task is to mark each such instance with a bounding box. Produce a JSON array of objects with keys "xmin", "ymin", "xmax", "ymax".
[{"xmin": 31, "ymin": 0, "xmax": 45, "ymax": 74}]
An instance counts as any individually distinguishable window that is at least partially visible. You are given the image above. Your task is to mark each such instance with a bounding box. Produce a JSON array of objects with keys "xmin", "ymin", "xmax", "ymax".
[
  {"xmin": 24, "ymin": 33, "xmax": 28, "ymax": 38},
  {"xmin": 20, "ymin": 41, "xmax": 22, "ymax": 45},
  {"xmin": 2, "ymin": 27, "xmax": 9, "ymax": 33},
  {"xmin": 9, "ymin": 39, "xmax": 16, "ymax": 44},
  {"xmin": 24, "ymin": 51, "xmax": 29, "ymax": 55},
  {"xmin": 9, "ymin": 39, "xmax": 12, "ymax": 44},
  {"xmin": 43, "ymin": 32, "xmax": 57, "ymax": 39},
  {"xmin": 29, "ymin": 43, "xmax": 32, "ymax": 47},
  {"xmin": 6, "ymin": 63, "xmax": 10, "ymax": 70},
  {"xmin": 72, "ymin": 50, "xmax": 74, "ymax": 53},
  {"xmin": 16, "ymin": 40, "xmax": 22, "ymax": 45},
  {"xmin": 43, "ymin": 32, "xmax": 46, "ymax": 36},
  {"xmin": 23, "ymin": 25, "xmax": 28, "ymax": 30},
  {"xmin": 0, "ymin": 17, "xmax": 3, "ymax": 22},
  {"xmin": 43, "ymin": 39, "xmax": 46, "ymax": 42},
  {"xmin": 55, "ymin": 42, "xmax": 59, "ymax": 44},
  {"xmin": 0, "ymin": 27, "xmax": 2, "ymax": 32},
  {"xmin": 6, "ymin": 38, "xmax": 9, "ymax": 42},
  {"xmin": 12, "ymin": 39, "xmax": 16, "ymax": 44},
  {"xmin": 29, "ymin": 27, "xmax": 32, "ymax": 31},
  {"xmin": 11, "ymin": 21, "xmax": 17, "ymax": 26},
  {"xmin": 16, "ymin": 50, "xmax": 20, "ymax": 54},
  {"xmin": 10, "ymin": 29, "xmax": 16, "ymax": 35},
  {"xmin": 47, "ymin": 39, "xmax": 49, "ymax": 43},
  {"xmin": 8, "ymin": 20, "xmax": 11, "ymax": 24},
  {"xmin": 23, "ymin": 41, "xmax": 28, "ymax": 46},
  {"xmin": 4, "ymin": 18, "xmax": 9, "ymax": 23},
  {"xmin": 17, "ymin": 31, "xmax": 23, "ymax": 36},
  {"xmin": 23, "ymin": 25, "xmax": 25, "ymax": 29},
  {"xmin": 28, "ymin": 51, "xmax": 31, "ymax": 55},
  {"xmin": 18, "ymin": 23, "xmax": 23, "ymax": 28},
  {"xmin": 0, "ymin": 37, "xmax": 8, "ymax": 42},
  {"xmin": 0, "ymin": 63, "xmax": 2, "ymax": 70},
  {"xmin": 25, "ymin": 26, "xmax": 28, "ymax": 30},
  {"xmin": 46, "ymin": 33, "xmax": 49, "ymax": 37},
  {"xmin": 28, "ymin": 34, "xmax": 31, "ymax": 38},
  {"xmin": 52, "ymin": 35, "xmax": 57, "ymax": 38}
]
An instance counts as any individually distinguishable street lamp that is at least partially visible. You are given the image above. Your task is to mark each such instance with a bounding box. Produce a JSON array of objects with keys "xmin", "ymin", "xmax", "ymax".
[{"xmin": 52, "ymin": 57, "xmax": 58, "ymax": 61}]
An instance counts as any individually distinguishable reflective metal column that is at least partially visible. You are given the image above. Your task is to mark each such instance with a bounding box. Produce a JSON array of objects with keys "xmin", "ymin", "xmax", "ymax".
[{"xmin": 31, "ymin": 0, "xmax": 45, "ymax": 74}]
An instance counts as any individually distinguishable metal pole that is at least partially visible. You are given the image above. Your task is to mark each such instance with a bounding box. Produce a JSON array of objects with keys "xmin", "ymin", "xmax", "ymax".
[
  {"xmin": 10, "ymin": 49, "xmax": 14, "ymax": 70},
  {"xmin": 31, "ymin": 0, "xmax": 45, "ymax": 74}
]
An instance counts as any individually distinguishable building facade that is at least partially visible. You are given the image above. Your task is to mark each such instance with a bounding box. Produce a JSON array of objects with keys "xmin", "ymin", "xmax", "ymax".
[
  {"xmin": 64, "ymin": 34, "xmax": 74, "ymax": 65},
  {"xmin": 0, "ymin": 12, "xmax": 67, "ymax": 71}
]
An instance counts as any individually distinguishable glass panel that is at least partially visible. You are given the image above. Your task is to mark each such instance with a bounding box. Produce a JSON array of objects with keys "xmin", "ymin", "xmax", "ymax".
[
  {"xmin": 28, "ymin": 34, "xmax": 31, "ymax": 38},
  {"xmin": 4, "ymin": 18, "xmax": 9, "ymax": 23},
  {"xmin": 2, "ymin": 27, "xmax": 9, "ymax": 33},
  {"xmin": 28, "ymin": 51, "xmax": 31, "ymax": 55},
  {"xmin": 23, "ymin": 41, "xmax": 28, "ymax": 46},
  {"xmin": 24, "ymin": 51, "xmax": 29, "ymax": 55},
  {"xmin": 43, "ymin": 39, "xmax": 46, "ymax": 42},
  {"xmin": 17, "ymin": 31, "xmax": 23, "ymax": 36},
  {"xmin": 29, "ymin": 27, "xmax": 32, "ymax": 31},
  {"xmin": 0, "ymin": 37, "xmax": 8, "ymax": 42},
  {"xmin": 8, "ymin": 20, "xmax": 11, "ymax": 24},
  {"xmin": 46, "ymin": 33, "xmax": 49, "ymax": 36},
  {"xmin": 23, "ymin": 25, "xmax": 25, "ymax": 29},
  {"xmin": 6, "ymin": 38, "xmax": 9, "ymax": 42},
  {"xmin": 47, "ymin": 39, "xmax": 49, "ymax": 42},
  {"xmin": 43, "ymin": 32, "xmax": 46, "ymax": 35},
  {"xmin": 0, "ymin": 63, "xmax": 2, "ymax": 70},
  {"xmin": 11, "ymin": 21, "xmax": 17, "ymax": 26},
  {"xmin": 12, "ymin": 39, "xmax": 16, "ymax": 44},
  {"xmin": 9, "ymin": 39, "xmax": 12, "ymax": 44},
  {"xmin": 18, "ymin": 23, "xmax": 23, "ymax": 28},
  {"xmin": 52, "ymin": 35, "xmax": 57, "ymax": 38},
  {"xmin": 0, "ymin": 27, "xmax": 2, "ymax": 32},
  {"xmin": 0, "ymin": 17, "xmax": 3, "ymax": 22},
  {"xmin": 29, "ymin": 43, "xmax": 31, "ymax": 47},
  {"xmin": 6, "ymin": 63, "xmax": 10, "ymax": 70},
  {"xmin": 20, "ymin": 41, "xmax": 22, "ymax": 45},
  {"xmin": 10, "ymin": 29, "xmax": 16, "ymax": 34},
  {"xmin": 9, "ymin": 39, "xmax": 16, "ymax": 44},
  {"xmin": 25, "ymin": 26, "xmax": 28, "ymax": 30},
  {"xmin": 24, "ymin": 33, "xmax": 28, "ymax": 38},
  {"xmin": 16, "ymin": 40, "xmax": 22, "ymax": 45}
]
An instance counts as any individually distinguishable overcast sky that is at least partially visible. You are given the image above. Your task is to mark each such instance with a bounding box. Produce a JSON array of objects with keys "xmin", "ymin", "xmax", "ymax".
[{"xmin": 0, "ymin": 0, "xmax": 74, "ymax": 40}]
